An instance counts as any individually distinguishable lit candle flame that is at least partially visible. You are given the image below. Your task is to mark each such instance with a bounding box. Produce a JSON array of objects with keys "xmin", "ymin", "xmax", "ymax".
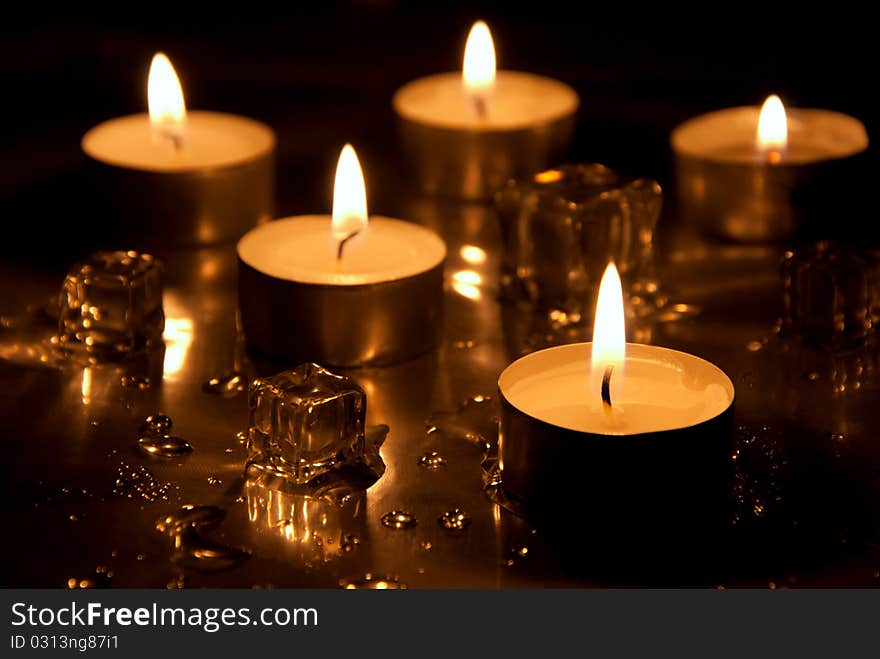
[
  {"xmin": 757, "ymin": 94, "xmax": 787, "ymax": 164},
  {"xmin": 148, "ymin": 52, "xmax": 186, "ymax": 148},
  {"xmin": 332, "ymin": 144, "xmax": 368, "ymax": 257},
  {"xmin": 591, "ymin": 263, "xmax": 626, "ymax": 412},
  {"xmin": 462, "ymin": 20, "xmax": 496, "ymax": 118}
]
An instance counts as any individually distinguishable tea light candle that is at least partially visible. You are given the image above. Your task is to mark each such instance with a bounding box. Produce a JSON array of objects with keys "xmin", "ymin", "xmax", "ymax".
[
  {"xmin": 82, "ymin": 53, "xmax": 275, "ymax": 246},
  {"xmin": 498, "ymin": 264, "xmax": 735, "ymax": 516},
  {"xmin": 672, "ymin": 95, "xmax": 868, "ymax": 242},
  {"xmin": 238, "ymin": 144, "xmax": 446, "ymax": 366},
  {"xmin": 393, "ymin": 21, "xmax": 579, "ymax": 200}
]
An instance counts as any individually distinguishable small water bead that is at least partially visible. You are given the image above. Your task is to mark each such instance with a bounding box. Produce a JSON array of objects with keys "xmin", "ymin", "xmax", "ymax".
[
  {"xmin": 172, "ymin": 536, "xmax": 251, "ymax": 572},
  {"xmin": 166, "ymin": 574, "xmax": 187, "ymax": 589},
  {"xmin": 745, "ymin": 340, "xmax": 764, "ymax": 352},
  {"xmin": 341, "ymin": 574, "xmax": 406, "ymax": 590},
  {"xmin": 418, "ymin": 451, "xmax": 448, "ymax": 471},
  {"xmin": 143, "ymin": 414, "xmax": 173, "ymax": 435},
  {"xmin": 341, "ymin": 535, "xmax": 361, "ymax": 553},
  {"xmin": 420, "ymin": 541, "xmax": 432, "ymax": 551},
  {"xmin": 438, "ymin": 508, "xmax": 472, "ymax": 531},
  {"xmin": 121, "ymin": 375, "xmax": 154, "ymax": 390},
  {"xmin": 452, "ymin": 339, "xmax": 476, "ymax": 349},
  {"xmin": 156, "ymin": 505, "xmax": 225, "ymax": 535},
  {"xmin": 137, "ymin": 435, "xmax": 193, "ymax": 458},
  {"xmin": 202, "ymin": 372, "xmax": 247, "ymax": 398},
  {"xmin": 113, "ymin": 463, "xmax": 175, "ymax": 502},
  {"xmin": 236, "ymin": 431, "xmax": 247, "ymax": 445},
  {"xmin": 381, "ymin": 511, "xmax": 417, "ymax": 530}
]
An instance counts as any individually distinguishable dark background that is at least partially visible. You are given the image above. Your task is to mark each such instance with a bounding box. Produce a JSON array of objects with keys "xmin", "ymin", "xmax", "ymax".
[{"xmin": 0, "ymin": 2, "xmax": 875, "ymax": 262}]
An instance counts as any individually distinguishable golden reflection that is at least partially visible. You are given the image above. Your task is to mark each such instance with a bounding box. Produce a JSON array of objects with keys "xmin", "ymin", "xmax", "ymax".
[
  {"xmin": 162, "ymin": 316, "xmax": 194, "ymax": 379},
  {"xmin": 246, "ymin": 480, "xmax": 365, "ymax": 563},
  {"xmin": 451, "ymin": 269, "xmax": 483, "ymax": 300},
  {"xmin": 460, "ymin": 244, "xmax": 488, "ymax": 265},
  {"xmin": 81, "ymin": 367, "xmax": 93, "ymax": 405}
]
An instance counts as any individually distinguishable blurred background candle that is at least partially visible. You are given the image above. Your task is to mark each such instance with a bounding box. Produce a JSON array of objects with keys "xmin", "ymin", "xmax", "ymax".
[
  {"xmin": 672, "ymin": 94, "xmax": 868, "ymax": 243},
  {"xmin": 393, "ymin": 20, "xmax": 579, "ymax": 200},
  {"xmin": 82, "ymin": 52, "xmax": 276, "ymax": 248},
  {"xmin": 238, "ymin": 144, "xmax": 446, "ymax": 366}
]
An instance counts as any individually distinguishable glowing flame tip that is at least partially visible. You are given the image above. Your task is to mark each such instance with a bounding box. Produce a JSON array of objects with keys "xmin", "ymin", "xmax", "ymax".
[
  {"xmin": 757, "ymin": 94, "xmax": 787, "ymax": 157},
  {"xmin": 462, "ymin": 20, "xmax": 496, "ymax": 111},
  {"xmin": 148, "ymin": 52, "xmax": 186, "ymax": 143},
  {"xmin": 332, "ymin": 144, "xmax": 368, "ymax": 243}
]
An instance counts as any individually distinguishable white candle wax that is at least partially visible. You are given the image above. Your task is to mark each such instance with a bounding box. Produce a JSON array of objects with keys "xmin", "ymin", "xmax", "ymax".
[
  {"xmin": 499, "ymin": 343, "xmax": 734, "ymax": 436},
  {"xmin": 672, "ymin": 106, "xmax": 867, "ymax": 165},
  {"xmin": 82, "ymin": 110, "xmax": 275, "ymax": 172},
  {"xmin": 237, "ymin": 216, "xmax": 446, "ymax": 285},
  {"xmin": 393, "ymin": 71, "xmax": 578, "ymax": 131}
]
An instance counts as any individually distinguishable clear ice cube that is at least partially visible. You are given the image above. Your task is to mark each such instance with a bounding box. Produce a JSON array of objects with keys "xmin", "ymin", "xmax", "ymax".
[
  {"xmin": 247, "ymin": 363, "xmax": 366, "ymax": 484},
  {"xmin": 57, "ymin": 250, "xmax": 164, "ymax": 359},
  {"xmin": 494, "ymin": 163, "xmax": 662, "ymax": 321}
]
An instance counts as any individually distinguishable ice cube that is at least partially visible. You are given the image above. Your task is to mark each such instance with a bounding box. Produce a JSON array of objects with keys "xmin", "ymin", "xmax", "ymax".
[
  {"xmin": 247, "ymin": 363, "xmax": 366, "ymax": 484},
  {"xmin": 57, "ymin": 250, "xmax": 164, "ymax": 360}
]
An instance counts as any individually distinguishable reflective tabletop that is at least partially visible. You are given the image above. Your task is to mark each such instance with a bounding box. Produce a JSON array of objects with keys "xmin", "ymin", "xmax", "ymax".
[{"xmin": 2, "ymin": 194, "xmax": 879, "ymax": 588}]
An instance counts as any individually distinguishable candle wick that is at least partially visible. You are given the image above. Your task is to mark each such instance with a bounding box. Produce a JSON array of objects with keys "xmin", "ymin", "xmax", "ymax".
[
  {"xmin": 473, "ymin": 96, "xmax": 488, "ymax": 120},
  {"xmin": 336, "ymin": 230, "xmax": 361, "ymax": 262},
  {"xmin": 601, "ymin": 365, "xmax": 613, "ymax": 417},
  {"xmin": 765, "ymin": 150, "xmax": 782, "ymax": 165}
]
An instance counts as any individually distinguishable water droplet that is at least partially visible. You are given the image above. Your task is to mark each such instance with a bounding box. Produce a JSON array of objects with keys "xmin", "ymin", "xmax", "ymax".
[
  {"xmin": 426, "ymin": 396, "xmax": 498, "ymax": 446},
  {"xmin": 207, "ymin": 476, "xmax": 223, "ymax": 486},
  {"xmin": 236, "ymin": 431, "xmax": 247, "ymax": 444},
  {"xmin": 121, "ymin": 375, "xmax": 154, "ymax": 390},
  {"xmin": 418, "ymin": 451, "xmax": 448, "ymax": 471},
  {"xmin": 341, "ymin": 534, "xmax": 360, "ymax": 553},
  {"xmin": 171, "ymin": 533, "xmax": 251, "ymax": 572},
  {"xmin": 66, "ymin": 567, "xmax": 112, "ymax": 589},
  {"xmin": 166, "ymin": 574, "xmax": 187, "ymax": 589},
  {"xmin": 452, "ymin": 339, "xmax": 476, "ymax": 349},
  {"xmin": 829, "ymin": 432, "xmax": 845, "ymax": 443},
  {"xmin": 202, "ymin": 372, "xmax": 247, "ymax": 398},
  {"xmin": 69, "ymin": 514, "xmax": 79, "ymax": 522},
  {"xmin": 137, "ymin": 434, "xmax": 193, "ymax": 458},
  {"xmin": 156, "ymin": 505, "xmax": 225, "ymax": 535},
  {"xmin": 143, "ymin": 414, "xmax": 173, "ymax": 435},
  {"xmin": 112, "ymin": 463, "xmax": 177, "ymax": 502},
  {"xmin": 806, "ymin": 371, "xmax": 820, "ymax": 381},
  {"xmin": 513, "ymin": 545, "xmax": 529, "ymax": 557},
  {"xmin": 420, "ymin": 540, "xmax": 432, "ymax": 551},
  {"xmin": 381, "ymin": 511, "xmax": 417, "ymax": 530},
  {"xmin": 136, "ymin": 554, "xmax": 145, "ymax": 561},
  {"xmin": 745, "ymin": 340, "xmax": 764, "ymax": 352},
  {"xmin": 341, "ymin": 574, "xmax": 406, "ymax": 590},
  {"xmin": 438, "ymin": 508, "xmax": 472, "ymax": 531}
]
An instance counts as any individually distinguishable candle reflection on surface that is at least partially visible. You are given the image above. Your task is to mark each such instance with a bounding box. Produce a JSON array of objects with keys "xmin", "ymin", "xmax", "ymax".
[{"xmin": 246, "ymin": 480, "xmax": 366, "ymax": 564}]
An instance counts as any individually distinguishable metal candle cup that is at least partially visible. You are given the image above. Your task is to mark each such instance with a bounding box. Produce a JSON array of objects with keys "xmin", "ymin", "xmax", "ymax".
[
  {"xmin": 394, "ymin": 72, "xmax": 578, "ymax": 201},
  {"xmin": 237, "ymin": 216, "xmax": 446, "ymax": 367},
  {"xmin": 82, "ymin": 111, "xmax": 275, "ymax": 247},
  {"xmin": 672, "ymin": 106, "xmax": 868, "ymax": 243},
  {"xmin": 393, "ymin": 22, "xmax": 578, "ymax": 200},
  {"xmin": 498, "ymin": 343, "xmax": 735, "ymax": 526}
]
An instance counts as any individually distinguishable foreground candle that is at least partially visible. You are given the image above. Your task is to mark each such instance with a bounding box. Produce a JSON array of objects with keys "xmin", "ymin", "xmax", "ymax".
[
  {"xmin": 393, "ymin": 21, "xmax": 579, "ymax": 200},
  {"xmin": 672, "ymin": 94, "xmax": 868, "ymax": 242},
  {"xmin": 238, "ymin": 145, "xmax": 446, "ymax": 366},
  {"xmin": 497, "ymin": 264, "xmax": 735, "ymax": 523},
  {"xmin": 82, "ymin": 53, "xmax": 275, "ymax": 246}
]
